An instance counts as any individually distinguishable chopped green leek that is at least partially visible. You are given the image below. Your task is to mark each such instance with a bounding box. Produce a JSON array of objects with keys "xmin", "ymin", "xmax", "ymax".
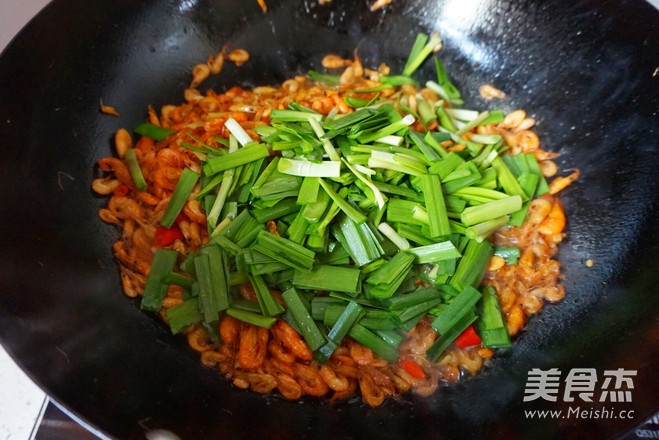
[
  {"xmin": 376, "ymin": 222, "xmax": 411, "ymax": 250},
  {"xmin": 342, "ymin": 159, "xmax": 386, "ymax": 209},
  {"xmin": 204, "ymin": 143, "xmax": 270, "ymax": 176},
  {"xmin": 460, "ymin": 195, "xmax": 522, "ymax": 226},
  {"xmin": 163, "ymin": 271, "xmax": 195, "ymax": 288},
  {"xmin": 380, "ymin": 75, "xmax": 419, "ymax": 87},
  {"xmin": 430, "ymin": 285, "xmax": 481, "ymax": 335},
  {"xmin": 382, "ymin": 287, "xmax": 440, "ymax": 310},
  {"xmin": 402, "ymin": 33, "xmax": 442, "ymax": 77},
  {"xmin": 433, "ymin": 58, "xmax": 462, "ymax": 104},
  {"xmin": 311, "ymin": 296, "xmax": 346, "ymax": 321},
  {"xmin": 465, "ymin": 215, "xmax": 510, "ymax": 242},
  {"xmin": 435, "ymin": 105, "xmax": 459, "ymax": 132},
  {"xmin": 417, "ymin": 100, "xmax": 437, "ymax": 127},
  {"xmin": 252, "ymin": 198, "xmax": 301, "ymax": 224},
  {"xmin": 224, "ymin": 117, "xmax": 253, "ymax": 146},
  {"xmin": 396, "ymin": 224, "xmax": 435, "ymax": 246},
  {"xmin": 449, "ymin": 239, "xmax": 493, "ymax": 291},
  {"xmin": 124, "ymin": 149, "xmax": 147, "ymax": 191},
  {"xmin": 426, "ymin": 312, "xmax": 477, "ymax": 361},
  {"xmin": 308, "ymin": 70, "xmax": 341, "ymax": 85},
  {"xmin": 278, "ymin": 158, "xmax": 341, "ymax": 178},
  {"xmin": 134, "ymin": 123, "xmax": 175, "ymax": 141},
  {"xmin": 297, "ymin": 176, "xmax": 320, "ymax": 204},
  {"xmin": 491, "ymin": 157, "xmax": 528, "ymax": 200},
  {"xmin": 494, "ymin": 246, "xmax": 520, "ymax": 265},
  {"xmin": 407, "ymin": 241, "xmax": 461, "ymax": 264},
  {"xmin": 226, "ymin": 308, "xmax": 277, "ymax": 328},
  {"xmin": 160, "ymin": 168, "xmax": 199, "ymax": 228},
  {"xmin": 375, "ymin": 330, "xmax": 404, "ymax": 347},
  {"xmin": 206, "ymin": 147, "xmax": 237, "ymax": 228},
  {"xmin": 166, "ymin": 298, "xmax": 202, "ymax": 334},
  {"xmin": 252, "ymin": 230, "xmax": 316, "ymax": 272},
  {"xmin": 248, "ymin": 272, "xmax": 285, "ymax": 317},
  {"xmin": 478, "ymin": 285, "xmax": 511, "ymax": 348},
  {"xmin": 393, "ymin": 297, "xmax": 442, "ymax": 325},
  {"xmin": 456, "ymin": 111, "xmax": 490, "ymax": 136},
  {"xmin": 386, "ymin": 199, "xmax": 426, "ymax": 226},
  {"xmin": 368, "ymin": 151, "xmax": 427, "ymax": 179},
  {"xmin": 196, "ymin": 172, "xmax": 224, "ymax": 200},
  {"xmin": 282, "ymin": 287, "xmax": 326, "ymax": 351},
  {"xmin": 518, "ymin": 172, "xmax": 541, "ymax": 200},
  {"xmin": 420, "ymin": 174, "xmax": 451, "ymax": 238},
  {"xmin": 365, "ymin": 251, "xmax": 415, "ymax": 299},
  {"xmin": 141, "ymin": 249, "xmax": 179, "ymax": 311},
  {"xmin": 524, "ymin": 154, "xmax": 550, "ymax": 196},
  {"xmin": 194, "ymin": 253, "xmax": 224, "ymax": 323},
  {"xmin": 293, "ymin": 265, "xmax": 362, "ymax": 294},
  {"xmin": 319, "ymin": 179, "xmax": 367, "ymax": 224},
  {"xmin": 408, "ymin": 131, "xmax": 441, "ymax": 162},
  {"xmin": 348, "ymin": 323, "xmax": 399, "ymax": 363},
  {"xmin": 308, "ymin": 117, "xmax": 341, "ymax": 161},
  {"xmin": 325, "ymin": 301, "xmax": 363, "ymax": 345},
  {"xmin": 479, "ymin": 109, "xmax": 505, "ymax": 126},
  {"xmin": 358, "ymin": 309, "xmax": 397, "ymax": 330},
  {"xmin": 231, "ymin": 299, "xmax": 262, "ymax": 313},
  {"xmin": 332, "ymin": 214, "xmax": 383, "ymax": 266}
]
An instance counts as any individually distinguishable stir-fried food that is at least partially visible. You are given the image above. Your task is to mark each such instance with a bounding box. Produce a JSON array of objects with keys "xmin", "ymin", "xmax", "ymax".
[{"xmin": 93, "ymin": 33, "xmax": 576, "ymax": 406}]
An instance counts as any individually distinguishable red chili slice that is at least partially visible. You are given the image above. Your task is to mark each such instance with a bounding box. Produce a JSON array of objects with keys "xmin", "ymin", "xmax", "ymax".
[
  {"xmin": 455, "ymin": 325, "xmax": 482, "ymax": 349},
  {"xmin": 154, "ymin": 225, "xmax": 184, "ymax": 247},
  {"xmin": 399, "ymin": 359, "xmax": 425, "ymax": 379},
  {"xmin": 113, "ymin": 184, "xmax": 130, "ymax": 197}
]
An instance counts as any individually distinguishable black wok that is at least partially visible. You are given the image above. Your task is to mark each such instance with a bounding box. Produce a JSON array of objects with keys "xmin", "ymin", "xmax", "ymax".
[{"xmin": 0, "ymin": 0, "xmax": 658, "ymax": 438}]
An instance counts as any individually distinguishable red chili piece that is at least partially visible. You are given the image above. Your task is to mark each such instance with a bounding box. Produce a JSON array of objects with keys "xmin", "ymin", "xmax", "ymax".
[
  {"xmin": 399, "ymin": 359, "xmax": 425, "ymax": 379},
  {"xmin": 113, "ymin": 184, "xmax": 130, "ymax": 197},
  {"xmin": 455, "ymin": 325, "xmax": 482, "ymax": 349},
  {"xmin": 154, "ymin": 225, "xmax": 184, "ymax": 247}
]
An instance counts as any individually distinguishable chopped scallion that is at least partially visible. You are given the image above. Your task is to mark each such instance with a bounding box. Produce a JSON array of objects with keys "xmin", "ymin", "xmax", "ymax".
[
  {"xmin": 494, "ymin": 246, "xmax": 520, "ymax": 265},
  {"xmin": 460, "ymin": 195, "xmax": 522, "ymax": 226},
  {"xmin": 297, "ymin": 176, "xmax": 320, "ymax": 204},
  {"xmin": 134, "ymin": 123, "xmax": 175, "ymax": 141},
  {"xmin": 160, "ymin": 168, "xmax": 200, "ymax": 228},
  {"xmin": 166, "ymin": 298, "xmax": 202, "ymax": 334},
  {"xmin": 365, "ymin": 251, "xmax": 415, "ymax": 299},
  {"xmin": 348, "ymin": 323, "xmax": 399, "ymax": 363},
  {"xmin": 449, "ymin": 239, "xmax": 494, "ymax": 291},
  {"xmin": 141, "ymin": 249, "xmax": 179, "ymax": 312},
  {"xmin": 248, "ymin": 272, "xmax": 285, "ymax": 317},
  {"xmin": 325, "ymin": 301, "xmax": 363, "ymax": 345},
  {"xmin": 224, "ymin": 117, "xmax": 253, "ymax": 146},
  {"xmin": 252, "ymin": 230, "xmax": 316, "ymax": 272},
  {"xmin": 377, "ymin": 222, "xmax": 411, "ymax": 250},
  {"xmin": 282, "ymin": 287, "xmax": 326, "ymax": 351},
  {"xmin": 478, "ymin": 285, "xmax": 511, "ymax": 348},
  {"xmin": 293, "ymin": 265, "xmax": 362, "ymax": 294},
  {"xmin": 402, "ymin": 33, "xmax": 442, "ymax": 77},
  {"xmin": 124, "ymin": 149, "xmax": 147, "ymax": 191},
  {"xmin": 319, "ymin": 179, "xmax": 367, "ymax": 224},
  {"xmin": 420, "ymin": 174, "xmax": 450, "ymax": 238},
  {"xmin": 278, "ymin": 158, "xmax": 341, "ymax": 178},
  {"xmin": 204, "ymin": 143, "xmax": 270, "ymax": 176},
  {"xmin": 407, "ymin": 241, "xmax": 461, "ymax": 264},
  {"xmin": 226, "ymin": 308, "xmax": 277, "ymax": 328}
]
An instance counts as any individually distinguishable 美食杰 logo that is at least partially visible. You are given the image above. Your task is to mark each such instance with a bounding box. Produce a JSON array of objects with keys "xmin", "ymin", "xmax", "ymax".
[{"xmin": 522, "ymin": 368, "xmax": 637, "ymax": 421}]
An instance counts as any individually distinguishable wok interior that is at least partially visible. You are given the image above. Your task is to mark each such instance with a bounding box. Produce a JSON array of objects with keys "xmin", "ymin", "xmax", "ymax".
[{"xmin": 0, "ymin": 0, "xmax": 657, "ymax": 438}]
